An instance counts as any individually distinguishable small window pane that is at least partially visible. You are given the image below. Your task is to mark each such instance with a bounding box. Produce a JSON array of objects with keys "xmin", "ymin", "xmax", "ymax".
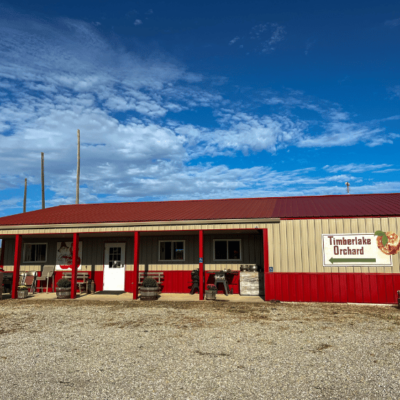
[
  {"xmin": 24, "ymin": 244, "xmax": 47, "ymax": 262},
  {"xmin": 160, "ymin": 242, "xmax": 172, "ymax": 260},
  {"xmin": 173, "ymin": 242, "xmax": 184, "ymax": 260},
  {"xmin": 24, "ymin": 244, "xmax": 33, "ymax": 262},
  {"xmin": 36, "ymin": 245, "xmax": 47, "ymax": 262},
  {"xmin": 215, "ymin": 241, "xmax": 227, "ymax": 260},
  {"xmin": 228, "ymin": 241, "xmax": 240, "ymax": 260}
]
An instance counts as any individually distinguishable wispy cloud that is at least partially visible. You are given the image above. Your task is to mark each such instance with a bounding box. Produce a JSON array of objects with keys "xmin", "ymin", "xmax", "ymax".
[
  {"xmin": 134, "ymin": 19, "xmax": 142, "ymax": 26},
  {"xmin": 304, "ymin": 39, "xmax": 316, "ymax": 55},
  {"xmin": 389, "ymin": 85, "xmax": 400, "ymax": 98},
  {"xmin": 251, "ymin": 23, "xmax": 286, "ymax": 53},
  {"xmin": 323, "ymin": 163, "xmax": 393, "ymax": 174},
  {"xmin": 384, "ymin": 18, "xmax": 400, "ymax": 28},
  {"xmin": 229, "ymin": 36, "xmax": 240, "ymax": 45},
  {"xmin": 0, "ymin": 9, "xmax": 398, "ymax": 216}
]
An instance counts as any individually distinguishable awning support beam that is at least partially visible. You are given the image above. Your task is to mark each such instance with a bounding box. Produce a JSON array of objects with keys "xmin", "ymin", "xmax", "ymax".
[
  {"xmin": 199, "ymin": 230, "xmax": 204, "ymax": 300},
  {"xmin": 263, "ymin": 228, "xmax": 269, "ymax": 301},
  {"xmin": 70, "ymin": 233, "xmax": 79, "ymax": 299},
  {"xmin": 133, "ymin": 231, "xmax": 140, "ymax": 300},
  {"xmin": 11, "ymin": 234, "xmax": 22, "ymax": 299}
]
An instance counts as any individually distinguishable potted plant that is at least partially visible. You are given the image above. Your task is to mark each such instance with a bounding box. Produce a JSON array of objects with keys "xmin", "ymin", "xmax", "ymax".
[
  {"xmin": 139, "ymin": 277, "xmax": 159, "ymax": 301},
  {"xmin": 17, "ymin": 285, "xmax": 29, "ymax": 299},
  {"xmin": 205, "ymin": 284, "xmax": 217, "ymax": 300},
  {"xmin": 56, "ymin": 278, "xmax": 72, "ymax": 299}
]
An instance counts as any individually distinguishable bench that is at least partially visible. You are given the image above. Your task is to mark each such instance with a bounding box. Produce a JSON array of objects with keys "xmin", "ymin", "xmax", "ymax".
[
  {"xmin": 62, "ymin": 272, "xmax": 90, "ymax": 294},
  {"xmin": 138, "ymin": 272, "xmax": 164, "ymax": 287}
]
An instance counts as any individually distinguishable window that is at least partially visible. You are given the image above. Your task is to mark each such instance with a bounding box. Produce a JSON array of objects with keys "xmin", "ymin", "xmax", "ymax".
[
  {"xmin": 214, "ymin": 239, "xmax": 241, "ymax": 261},
  {"xmin": 108, "ymin": 247, "xmax": 122, "ymax": 268},
  {"xmin": 159, "ymin": 240, "xmax": 185, "ymax": 261},
  {"xmin": 23, "ymin": 243, "xmax": 47, "ymax": 263}
]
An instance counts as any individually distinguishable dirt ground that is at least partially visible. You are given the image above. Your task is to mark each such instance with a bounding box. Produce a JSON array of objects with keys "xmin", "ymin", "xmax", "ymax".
[{"xmin": 1, "ymin": 300, "xmax": 400, "ymax": 399}]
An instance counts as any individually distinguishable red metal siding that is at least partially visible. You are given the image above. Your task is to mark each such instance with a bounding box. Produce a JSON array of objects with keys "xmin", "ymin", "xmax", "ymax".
[{"xmin": 264, "ymin": 273, "xmax": 400, "ymax": 304}]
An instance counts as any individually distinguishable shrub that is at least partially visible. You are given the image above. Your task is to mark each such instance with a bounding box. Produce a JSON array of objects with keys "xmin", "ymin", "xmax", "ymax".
[
  {"xmin": 17, "ymin": 285, "xmax": 28, "ymax": 291},
  {"xmin": 57, "ymin": 278, "xmax": 72, "ymax": 288},
  {"xmin": 142, "ymin": 277, "xmax": 158, "ymax": 288}
]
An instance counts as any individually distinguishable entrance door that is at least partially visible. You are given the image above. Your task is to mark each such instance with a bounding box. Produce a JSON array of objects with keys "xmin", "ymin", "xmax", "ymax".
[{"xmin": 103, "ymin": 243, "xmax": 126, "ymax": 291}]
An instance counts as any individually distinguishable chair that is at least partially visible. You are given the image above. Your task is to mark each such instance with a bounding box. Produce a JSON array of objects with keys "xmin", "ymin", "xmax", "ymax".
[
  {"xmin": 23, "ymin": 271, "xmax": 37, "ymax": 294},
  {"xmin": 214, "ymin": 271, "xmax": 230, "ymax": 296},
  {"xmin": 36, "ymin": 266, "xmax": 55, "ymax": 293}
]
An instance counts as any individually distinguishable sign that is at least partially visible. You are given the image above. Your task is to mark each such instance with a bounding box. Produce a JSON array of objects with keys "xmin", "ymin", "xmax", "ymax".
[
  {"xmin": 322, "ymin": 234, "xmax": 394, "ymax": 267},
  {"xmin": 56, "ymin": 241, "xmax": 83, "ymax": 271},
  {"xmin": 269, "ymin": 267, "xmax": 273, "ymax": 272},
  {"xmin": 199, "ymin": 257, "xmax": 203, "ymax": 263}
]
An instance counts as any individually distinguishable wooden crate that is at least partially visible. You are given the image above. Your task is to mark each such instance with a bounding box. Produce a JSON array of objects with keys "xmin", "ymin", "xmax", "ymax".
[{"xmin": 240, "ymin": 272, "xmax": 264, "ymax": 296}]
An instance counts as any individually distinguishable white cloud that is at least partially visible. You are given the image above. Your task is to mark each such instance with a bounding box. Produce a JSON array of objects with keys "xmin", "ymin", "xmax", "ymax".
[
  {"xmin": 0, "ymin": 9, "xmax": 398, "ymax": 217},
  {"xmin": 384, "ymin": 18, "xmax": 400, "ymax": 28},
  {"xmin": 229, "ymin": 37, "xmax": 240, "ymax": 45},
  {"xmin": 390, "ymin": 86, "xmax": 400, "ymax": 98},
  {"xmin": 251, "ymin": 23, "xmax": 286, "ymax": 53},
  {"xmin": 134, "ymin": 19, "xmax": 142, "ymax": 26},
  {"xmin": 323, "ymin": 163, "xmax": 393, "ymax": 174}
]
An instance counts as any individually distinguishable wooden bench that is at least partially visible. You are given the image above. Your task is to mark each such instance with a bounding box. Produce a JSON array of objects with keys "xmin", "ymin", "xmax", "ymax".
[
  {"xmin": 138, "ymin": 272, "xmax": 164, "ymax": 287},
  {"xmin": 62, "ymin": 272, "xmax": 90, "ymax": 294}
]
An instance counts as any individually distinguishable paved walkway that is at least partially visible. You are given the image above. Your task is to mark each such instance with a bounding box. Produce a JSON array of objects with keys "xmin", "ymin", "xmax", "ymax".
[{"xmin": 3, "ymin": 292, "xmax": 265, "ymax": 302}]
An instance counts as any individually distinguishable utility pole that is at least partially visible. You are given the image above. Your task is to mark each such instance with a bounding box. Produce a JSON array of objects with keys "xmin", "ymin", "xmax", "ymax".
[
  {"xmin": 76, "ymin": 129, "xmax": 80, "ymax": 204},
  {"xmin": 23, "ymin": 178, "xmax": 27, "ymax": 213},
  {"xmin": 41, "ymin": 152, "xmax": 45, "ymax": 209}
]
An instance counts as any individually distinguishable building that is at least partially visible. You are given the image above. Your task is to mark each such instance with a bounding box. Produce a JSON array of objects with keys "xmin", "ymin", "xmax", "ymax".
[{"xmin": 0, "ymin": 193, "xmax": 399, "ymax": 303}]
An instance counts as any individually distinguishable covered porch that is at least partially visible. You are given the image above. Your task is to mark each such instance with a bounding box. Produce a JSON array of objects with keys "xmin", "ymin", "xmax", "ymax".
[{"xmin": 0, "ymin": 226, "xmax": 272, "ymax": 301}]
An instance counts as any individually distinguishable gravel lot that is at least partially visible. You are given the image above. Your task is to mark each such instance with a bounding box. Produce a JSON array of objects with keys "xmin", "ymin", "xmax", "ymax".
[{"xmin": 1, "ymin": 300, "xmax": 400, "ymax": 399}]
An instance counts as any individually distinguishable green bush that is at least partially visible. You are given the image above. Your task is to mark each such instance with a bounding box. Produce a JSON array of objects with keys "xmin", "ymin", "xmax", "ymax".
[
  {"xmin": 142, "ymin": 277, "xmax": 158, "ymax": 288},
  {"xmin": 57, "ymin": 278, "xmax": 72, "ymax": 288}
]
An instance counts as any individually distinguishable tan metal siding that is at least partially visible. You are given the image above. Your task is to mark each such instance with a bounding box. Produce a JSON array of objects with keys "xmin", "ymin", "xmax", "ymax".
[{"xmin": 270, "ymin": 217, "xmax": 400, "ymax": 274}]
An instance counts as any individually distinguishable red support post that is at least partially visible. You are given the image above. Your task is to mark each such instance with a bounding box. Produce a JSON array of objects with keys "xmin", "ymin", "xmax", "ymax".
[
  {"xmin": 11, "ymin": 235, "xmax": 22, "ymax": 299},
  {"xmin": 70, "ymin": 233, "xmax": 79, "ymax": 299},
  {"xmin": 0, "ymin": 239, "xmax": 4, "ymax": 271},
  {"xmin": 263, "ymin": 229, "xmax": 269, "ymax": 301},
  {"xmin": 199, "ymin": 230, "xmax": 204, "ymax": 300},
  {"xmin": 133, "ymin": 231, "xmax": 140, "ymax": 300}
]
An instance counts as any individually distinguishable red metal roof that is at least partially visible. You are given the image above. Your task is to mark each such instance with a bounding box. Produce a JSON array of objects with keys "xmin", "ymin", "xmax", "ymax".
[{"xmin": 0, "ymin": 193, "xmax": 399, "ymax": 227}]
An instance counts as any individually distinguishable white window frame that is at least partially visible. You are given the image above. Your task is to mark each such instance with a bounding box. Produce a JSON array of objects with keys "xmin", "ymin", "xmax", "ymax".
[
  {"xmin": 213, "ymin": 239, "xmax": 242, "ymax": 261},
  {"xmin": 23, "ymin": 243, "xmax": 48, "ymax": 263},
  {"xmin": 158, "ymin": 240, "xmax": 186, "ymax": 262}
]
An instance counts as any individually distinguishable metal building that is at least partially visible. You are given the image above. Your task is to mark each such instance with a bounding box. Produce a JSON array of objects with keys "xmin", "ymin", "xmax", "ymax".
[{"xmin": 0, "ymin": 193, "xmax": 399, "ymax": 303}]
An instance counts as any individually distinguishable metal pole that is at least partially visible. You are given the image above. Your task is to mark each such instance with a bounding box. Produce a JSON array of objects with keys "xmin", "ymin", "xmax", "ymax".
[
  {"xmin": 133, "ymin": 231, "xmax": 140, "ymax": 300},
  {"xmin": 76, "ymin": 129, "xmax": 80, "ymax": 204},
  {"xmin": 41, "ymin": 153, "xmax": 45, "ymax": 209},
  {"xmin": 199, "ymin": 230, "xmax": 204, "ymax": 300},
  {"xmin": 70, "ymin": 233, "xmax": 79, "ymax": 299},
  {"xmin": 263, "ymin": 229, "xmax": 270, "ymax": 301},
  {"xmin": 11, "ymin": 235, "xmax": 22, "ymax": 299},
  {"xmin": 23, "ymin": 179, "xmax": 27, "ymax": 213}
]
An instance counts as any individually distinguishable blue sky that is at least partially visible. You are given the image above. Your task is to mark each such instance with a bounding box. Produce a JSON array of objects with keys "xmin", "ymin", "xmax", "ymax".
[{"xmin": 0, "ymin": 0, "xmax": 399, "ymax": 217}]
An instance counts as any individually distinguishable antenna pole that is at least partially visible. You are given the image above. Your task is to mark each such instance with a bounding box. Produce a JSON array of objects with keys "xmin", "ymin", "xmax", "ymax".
[
  {"xmin": 23, "ymin": 178, "xmax": 27, "ymax": 213},
  {"xmin": 345, "ymin": 182, "xmax": 350, "ymax": 194},
  {"xmin": 41, "ymin": 152, "xmax": 45, "ymax": 209},
  {"xmin": 76, "ymin": 129, "xmax": 80, "ymax": 204}
]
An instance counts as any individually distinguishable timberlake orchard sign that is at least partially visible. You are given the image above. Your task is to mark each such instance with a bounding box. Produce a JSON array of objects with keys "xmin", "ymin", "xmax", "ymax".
[{"xmin": 322, "ymin": 234, "xmax": 393, "ymax": 267}]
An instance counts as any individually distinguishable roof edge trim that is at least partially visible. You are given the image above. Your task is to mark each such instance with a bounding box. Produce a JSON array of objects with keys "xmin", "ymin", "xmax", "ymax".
[{"xmin": 0, "ymin": 217, "xmax": 281, "ymax": 231}]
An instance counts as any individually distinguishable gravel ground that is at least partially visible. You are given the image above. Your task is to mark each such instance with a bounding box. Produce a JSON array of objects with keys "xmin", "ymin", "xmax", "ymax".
[{"xmin": 1, "ymin": 300, "xmax": 400, "ymax": 400}]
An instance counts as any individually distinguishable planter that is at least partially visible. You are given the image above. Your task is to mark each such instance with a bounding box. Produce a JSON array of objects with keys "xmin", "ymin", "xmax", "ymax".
[
  {"xmin": 140, "ymin": 286, "xmax": 159, "ymax": 301},
  {"xmin": 17, "ymin": 290, "xmax": 29, "ymax": 299},
  {"xmin": 56, "ymin": 287, "xmax": 71, "ymax": 299},
  {"xmin": 205, "ymin": 290, "xmax": 217, "ymax": 300}
]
